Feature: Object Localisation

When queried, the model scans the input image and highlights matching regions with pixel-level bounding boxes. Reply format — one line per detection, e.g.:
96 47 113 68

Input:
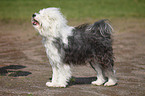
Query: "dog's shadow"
49 77 97 86
69 77 97 85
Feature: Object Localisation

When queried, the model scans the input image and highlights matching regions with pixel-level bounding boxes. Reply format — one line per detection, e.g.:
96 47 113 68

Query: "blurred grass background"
0 0 145 22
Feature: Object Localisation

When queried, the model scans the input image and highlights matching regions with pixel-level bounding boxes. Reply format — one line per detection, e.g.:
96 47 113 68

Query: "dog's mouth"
32 18 39 25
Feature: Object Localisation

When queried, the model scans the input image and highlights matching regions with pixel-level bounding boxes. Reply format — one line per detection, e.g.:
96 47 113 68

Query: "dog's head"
32 7 67 37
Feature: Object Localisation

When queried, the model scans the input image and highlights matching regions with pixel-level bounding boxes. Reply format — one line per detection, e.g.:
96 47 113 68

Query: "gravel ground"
0 19 145 96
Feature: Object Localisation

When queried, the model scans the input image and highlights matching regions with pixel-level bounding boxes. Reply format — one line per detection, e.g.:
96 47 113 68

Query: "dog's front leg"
57 64 72 87
46 65 59 87
51 66 59 84
46 64 71 88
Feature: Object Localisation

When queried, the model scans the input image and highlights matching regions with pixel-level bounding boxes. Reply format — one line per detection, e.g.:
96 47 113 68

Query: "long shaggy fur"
53 20 114 67
32 7 117 87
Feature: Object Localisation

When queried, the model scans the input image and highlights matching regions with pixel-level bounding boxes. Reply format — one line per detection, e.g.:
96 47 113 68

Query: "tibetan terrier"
32 7 117 87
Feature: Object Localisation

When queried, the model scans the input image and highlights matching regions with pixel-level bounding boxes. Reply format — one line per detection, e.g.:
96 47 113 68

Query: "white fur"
92 73 106 86
104 70 117 86
91 64 106 85
33 8 73 87
33 8 73 44
46 64 71 87
104 78 117 86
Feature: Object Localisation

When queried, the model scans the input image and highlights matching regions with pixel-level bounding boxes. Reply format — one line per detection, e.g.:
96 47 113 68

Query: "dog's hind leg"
90 62 106 86
104 67 117 86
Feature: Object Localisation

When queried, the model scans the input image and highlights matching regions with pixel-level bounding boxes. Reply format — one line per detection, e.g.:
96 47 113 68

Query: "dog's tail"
92 19 113 38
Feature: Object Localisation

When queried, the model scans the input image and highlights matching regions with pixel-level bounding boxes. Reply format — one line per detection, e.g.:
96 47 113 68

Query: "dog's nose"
32 14 36 17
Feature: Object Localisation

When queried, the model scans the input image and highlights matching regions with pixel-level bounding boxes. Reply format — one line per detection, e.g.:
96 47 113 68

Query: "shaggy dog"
32 7 117 87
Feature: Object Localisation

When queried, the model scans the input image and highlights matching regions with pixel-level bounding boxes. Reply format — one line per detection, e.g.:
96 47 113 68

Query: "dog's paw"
46 82 54 87
104 79 117 86
46 82 66 88
91 80 105 86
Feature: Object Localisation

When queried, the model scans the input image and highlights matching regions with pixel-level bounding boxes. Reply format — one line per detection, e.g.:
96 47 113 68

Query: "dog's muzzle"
32 14 39 25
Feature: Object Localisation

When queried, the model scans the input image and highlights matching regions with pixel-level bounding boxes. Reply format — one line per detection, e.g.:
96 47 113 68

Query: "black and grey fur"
53 20 113 66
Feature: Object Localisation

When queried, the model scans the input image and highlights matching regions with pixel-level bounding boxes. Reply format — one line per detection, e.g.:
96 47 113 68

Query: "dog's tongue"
32 21 39 25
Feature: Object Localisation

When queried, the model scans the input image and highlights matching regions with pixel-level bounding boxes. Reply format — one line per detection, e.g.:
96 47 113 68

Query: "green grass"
0 0 145 21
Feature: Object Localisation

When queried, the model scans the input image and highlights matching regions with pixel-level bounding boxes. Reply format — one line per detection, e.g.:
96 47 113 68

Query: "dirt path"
0 19 145 96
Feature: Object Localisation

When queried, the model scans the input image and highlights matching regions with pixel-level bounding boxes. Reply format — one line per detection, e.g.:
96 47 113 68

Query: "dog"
32 7 117 87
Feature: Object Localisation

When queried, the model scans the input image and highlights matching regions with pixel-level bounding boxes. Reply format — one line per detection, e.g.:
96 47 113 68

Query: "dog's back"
60 20 114 67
